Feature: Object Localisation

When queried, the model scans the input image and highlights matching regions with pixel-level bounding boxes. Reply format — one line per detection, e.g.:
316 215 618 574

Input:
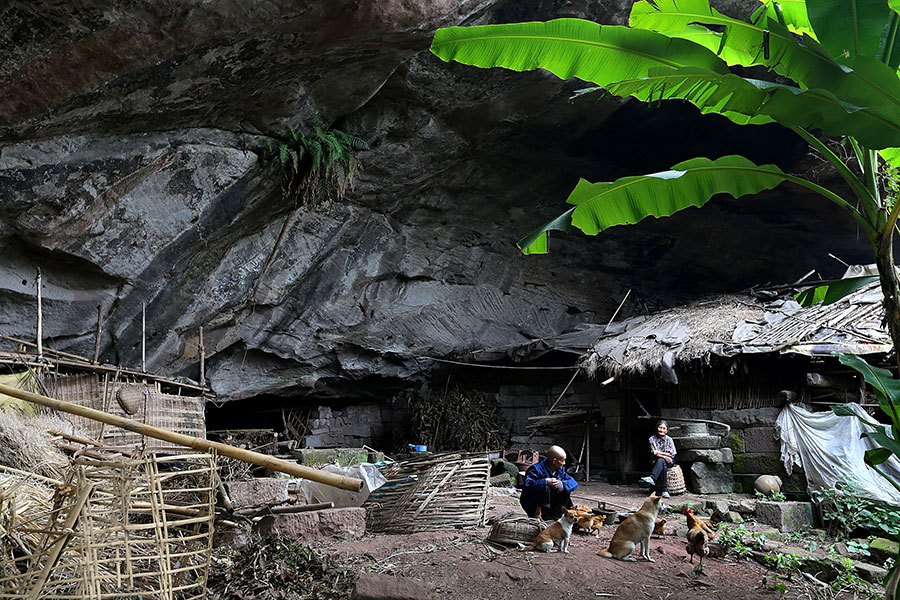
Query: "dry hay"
0 412 73 479
207 537 358 600
406 384 502 452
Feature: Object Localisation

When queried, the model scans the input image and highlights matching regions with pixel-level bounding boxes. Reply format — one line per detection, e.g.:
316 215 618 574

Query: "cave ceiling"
0 0 871 402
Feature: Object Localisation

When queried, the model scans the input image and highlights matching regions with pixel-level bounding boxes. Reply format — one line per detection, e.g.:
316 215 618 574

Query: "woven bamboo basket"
488 517 543 545
667 464 686 495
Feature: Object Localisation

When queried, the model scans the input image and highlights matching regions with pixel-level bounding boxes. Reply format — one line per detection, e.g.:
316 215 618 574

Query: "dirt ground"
320 481 855 600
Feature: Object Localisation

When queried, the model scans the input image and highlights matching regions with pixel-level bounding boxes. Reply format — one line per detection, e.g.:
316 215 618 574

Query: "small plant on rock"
757 490 787 502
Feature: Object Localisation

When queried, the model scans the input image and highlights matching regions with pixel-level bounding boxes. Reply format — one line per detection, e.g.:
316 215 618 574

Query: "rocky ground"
209 480 889 600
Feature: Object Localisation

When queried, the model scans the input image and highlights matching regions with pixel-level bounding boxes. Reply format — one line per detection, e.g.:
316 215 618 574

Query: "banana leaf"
517 155 790 253
752 0 816 37
596 68 900 149
793 275 879 306
431 19 730 85
629 0 900 130
806 0 900 68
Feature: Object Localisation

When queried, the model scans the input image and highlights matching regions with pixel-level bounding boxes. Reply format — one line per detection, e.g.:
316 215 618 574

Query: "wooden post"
199 326 205 389
141 302 146 372
0 382 363 492
92 304 103 364
35 268 43 361
585 408 591 483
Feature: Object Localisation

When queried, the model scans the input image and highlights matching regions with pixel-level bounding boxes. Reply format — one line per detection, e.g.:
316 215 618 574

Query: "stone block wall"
661 406 807 495
496 380 611 468
302 404 390 449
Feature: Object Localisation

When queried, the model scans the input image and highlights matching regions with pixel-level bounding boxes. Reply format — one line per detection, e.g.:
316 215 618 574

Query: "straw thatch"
581 295 769 383
581 276 892 384
0 412 74 479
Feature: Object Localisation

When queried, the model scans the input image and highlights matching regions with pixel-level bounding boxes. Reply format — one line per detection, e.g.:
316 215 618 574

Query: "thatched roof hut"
580 274 890 387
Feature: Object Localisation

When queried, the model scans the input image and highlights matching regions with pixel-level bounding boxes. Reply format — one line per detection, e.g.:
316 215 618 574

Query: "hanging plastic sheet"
776 403 900 504
299 463 387 508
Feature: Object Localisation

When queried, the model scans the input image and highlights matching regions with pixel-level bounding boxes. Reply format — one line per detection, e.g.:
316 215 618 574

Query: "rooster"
682 507 710 566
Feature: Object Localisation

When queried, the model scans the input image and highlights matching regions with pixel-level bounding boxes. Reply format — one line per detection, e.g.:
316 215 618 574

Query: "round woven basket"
488 517 543 545
666 464 686 495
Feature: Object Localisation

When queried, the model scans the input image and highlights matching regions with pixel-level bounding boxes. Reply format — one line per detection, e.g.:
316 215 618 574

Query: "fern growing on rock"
270 124 369 205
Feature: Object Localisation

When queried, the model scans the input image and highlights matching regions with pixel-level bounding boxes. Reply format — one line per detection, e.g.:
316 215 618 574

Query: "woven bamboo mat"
364 453 490 533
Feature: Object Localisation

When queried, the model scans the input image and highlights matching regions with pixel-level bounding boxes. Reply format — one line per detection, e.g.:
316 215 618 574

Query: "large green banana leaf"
432 19 900 149
752 0 816 37
593 67 900 149
628 0 900 126
794 275 879 306
518 155 791 254
430 19 730 85
806 0 900 68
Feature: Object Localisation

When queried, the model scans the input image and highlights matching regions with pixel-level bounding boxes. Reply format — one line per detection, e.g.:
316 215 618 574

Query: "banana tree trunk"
874 239 900 372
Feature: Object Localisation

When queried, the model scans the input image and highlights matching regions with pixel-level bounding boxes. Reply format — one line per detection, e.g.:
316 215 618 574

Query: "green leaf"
793 275 878 306
752 0 816 36
431 19 731 86
865 447 895 466
838 353 900 400
862 430 900 456
880 147 900 168
516 155 789 253
831 404 860 417
628 0 900 143
806 0 900 66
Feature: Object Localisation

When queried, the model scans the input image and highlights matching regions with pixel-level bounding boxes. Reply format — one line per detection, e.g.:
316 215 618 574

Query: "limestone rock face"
0 0 873 403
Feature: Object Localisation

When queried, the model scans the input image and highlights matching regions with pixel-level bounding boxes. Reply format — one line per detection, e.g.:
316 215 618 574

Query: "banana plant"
429 0 900 367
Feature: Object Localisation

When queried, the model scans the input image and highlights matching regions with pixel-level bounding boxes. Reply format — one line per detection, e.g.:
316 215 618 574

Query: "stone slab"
725 430 744 453
351 573 435 600
742 427 781 453
689 462 734 494
732 452 783 475
679 448 733 464
661 408 781 427
225 478 290 509
673 435 722 450
869 537 900 563
755 501 815 532
257 507 366 541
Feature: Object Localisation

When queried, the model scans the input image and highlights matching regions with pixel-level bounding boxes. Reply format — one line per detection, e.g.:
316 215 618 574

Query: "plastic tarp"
776 403 900 504
298 463 387 508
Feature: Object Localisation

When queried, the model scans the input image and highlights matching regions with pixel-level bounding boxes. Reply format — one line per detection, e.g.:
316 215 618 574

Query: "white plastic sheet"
298 463 387 508
776 403 900 503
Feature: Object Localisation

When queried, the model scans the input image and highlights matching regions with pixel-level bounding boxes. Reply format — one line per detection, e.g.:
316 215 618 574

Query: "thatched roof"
581 276 891 384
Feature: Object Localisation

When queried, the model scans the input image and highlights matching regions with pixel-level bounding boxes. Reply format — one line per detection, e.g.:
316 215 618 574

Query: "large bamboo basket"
0 451 216 600
487 517 543 545
667 464 686 495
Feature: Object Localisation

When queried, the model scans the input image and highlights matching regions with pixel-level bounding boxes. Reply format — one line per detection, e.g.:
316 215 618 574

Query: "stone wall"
302 404 392 449
661 406 808 495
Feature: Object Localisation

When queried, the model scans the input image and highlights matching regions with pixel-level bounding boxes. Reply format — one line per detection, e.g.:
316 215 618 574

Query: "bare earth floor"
322 481 860 600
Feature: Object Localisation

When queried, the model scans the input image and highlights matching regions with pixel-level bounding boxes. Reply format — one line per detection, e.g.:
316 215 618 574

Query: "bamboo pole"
35 268 43 361
92 304 103 364
0 383 363 492
198 327 205 389
141 303 146 373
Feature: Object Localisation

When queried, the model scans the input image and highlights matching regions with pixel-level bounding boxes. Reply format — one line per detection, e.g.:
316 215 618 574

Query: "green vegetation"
757 490 787 502
429 0 900 363
267 124 368 206
813 481 900 540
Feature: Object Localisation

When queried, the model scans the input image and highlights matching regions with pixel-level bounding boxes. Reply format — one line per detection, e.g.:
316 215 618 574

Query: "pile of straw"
0 412 72 478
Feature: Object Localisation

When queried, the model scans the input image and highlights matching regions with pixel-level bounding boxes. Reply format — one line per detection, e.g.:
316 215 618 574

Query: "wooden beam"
0 382 363 492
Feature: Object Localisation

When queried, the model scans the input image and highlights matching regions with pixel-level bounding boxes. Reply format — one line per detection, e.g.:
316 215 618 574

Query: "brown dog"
596 493 660 562
519 508 578 553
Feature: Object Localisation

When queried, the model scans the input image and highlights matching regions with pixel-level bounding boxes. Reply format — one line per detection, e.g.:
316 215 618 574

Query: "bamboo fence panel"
0 451 216 600
364 453 490 533
42 375 205 452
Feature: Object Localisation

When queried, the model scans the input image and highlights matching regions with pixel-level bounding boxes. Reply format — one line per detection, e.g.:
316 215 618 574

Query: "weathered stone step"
257 507 366 542
673 435 722 450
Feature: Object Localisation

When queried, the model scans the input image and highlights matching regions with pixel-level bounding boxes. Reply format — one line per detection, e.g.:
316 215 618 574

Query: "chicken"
682 507 710 566
652 518 666 538
575 512 606 535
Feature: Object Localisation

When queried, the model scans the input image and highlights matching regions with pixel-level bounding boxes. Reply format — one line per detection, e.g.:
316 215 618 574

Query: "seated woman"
519 445 578 519
640 420 676 498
